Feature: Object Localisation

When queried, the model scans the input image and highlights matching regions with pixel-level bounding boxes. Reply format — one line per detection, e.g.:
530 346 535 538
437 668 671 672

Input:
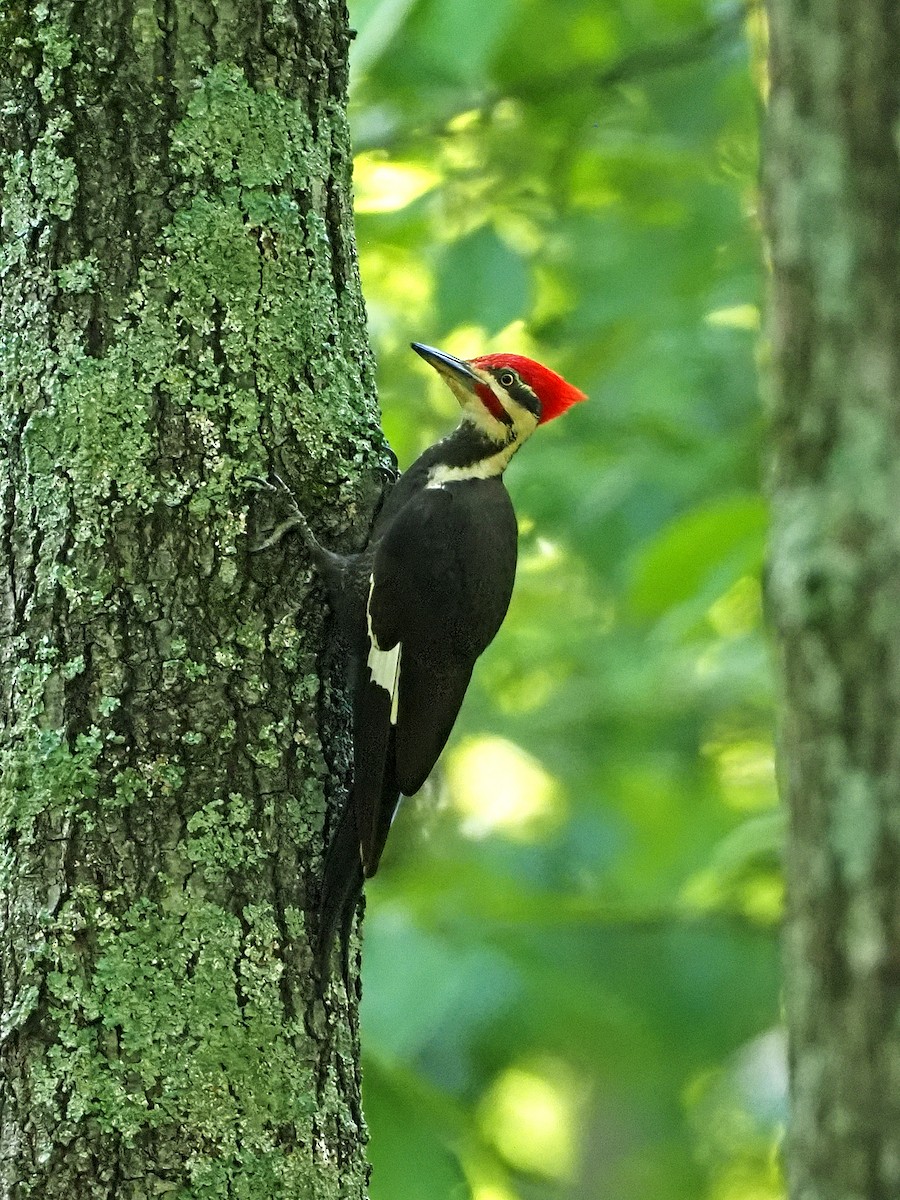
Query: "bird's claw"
248 472 296 502
249 473 317 553
251 515 306 553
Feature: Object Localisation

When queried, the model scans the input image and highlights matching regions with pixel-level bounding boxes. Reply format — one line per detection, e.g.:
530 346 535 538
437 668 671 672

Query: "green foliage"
347 0 780 1197
437 226 531 335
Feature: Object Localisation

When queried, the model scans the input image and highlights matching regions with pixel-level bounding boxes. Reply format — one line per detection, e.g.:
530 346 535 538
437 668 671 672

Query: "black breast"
369 476 519 664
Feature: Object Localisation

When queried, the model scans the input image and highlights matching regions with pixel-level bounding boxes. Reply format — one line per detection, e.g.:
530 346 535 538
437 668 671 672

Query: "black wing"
317 479 517 967
360 479 518 869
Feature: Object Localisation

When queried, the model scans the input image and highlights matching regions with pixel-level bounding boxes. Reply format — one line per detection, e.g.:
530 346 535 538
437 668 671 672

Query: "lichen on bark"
0 3 386 1195
765 0 900 1197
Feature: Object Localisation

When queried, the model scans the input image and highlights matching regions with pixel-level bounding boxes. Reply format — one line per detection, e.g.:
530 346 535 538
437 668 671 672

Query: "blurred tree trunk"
765 1 900 1197
0 3 385 1195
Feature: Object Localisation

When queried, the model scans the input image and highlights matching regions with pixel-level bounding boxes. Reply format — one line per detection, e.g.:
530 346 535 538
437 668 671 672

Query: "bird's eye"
499 371 516 387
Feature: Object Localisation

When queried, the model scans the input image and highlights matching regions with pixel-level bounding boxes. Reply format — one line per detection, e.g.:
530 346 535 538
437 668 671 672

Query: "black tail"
316 797 365 978
316 765 403 981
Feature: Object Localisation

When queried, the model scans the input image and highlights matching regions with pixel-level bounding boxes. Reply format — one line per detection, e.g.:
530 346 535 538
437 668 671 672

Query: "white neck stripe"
426 440 519 487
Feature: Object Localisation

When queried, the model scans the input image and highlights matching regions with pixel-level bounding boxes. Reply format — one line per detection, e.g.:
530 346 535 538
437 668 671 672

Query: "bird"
255 342 586 970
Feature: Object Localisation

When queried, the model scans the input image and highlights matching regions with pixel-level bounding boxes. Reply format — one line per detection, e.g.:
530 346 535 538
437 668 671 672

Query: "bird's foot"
249 475 350 596
250 474 319 554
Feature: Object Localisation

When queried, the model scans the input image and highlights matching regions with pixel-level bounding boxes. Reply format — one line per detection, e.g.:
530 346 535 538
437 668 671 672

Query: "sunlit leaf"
350 0 419 76
354 153 441 213
629 497 767 618
478 1063 579 1181
365 1056 469 1200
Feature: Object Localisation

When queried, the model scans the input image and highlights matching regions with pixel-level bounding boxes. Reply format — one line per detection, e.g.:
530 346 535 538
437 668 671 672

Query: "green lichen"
3 37 371 1195
0 728 102 841
186 794 266 878
7 116 76 226
249 721 289 769
57 255 100 293
33 899 316 1143
13 62 381 573
31 2 74 103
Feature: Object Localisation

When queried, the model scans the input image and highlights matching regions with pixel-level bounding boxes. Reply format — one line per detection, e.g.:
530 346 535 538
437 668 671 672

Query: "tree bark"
0 3 386 1195
765 1 900 1197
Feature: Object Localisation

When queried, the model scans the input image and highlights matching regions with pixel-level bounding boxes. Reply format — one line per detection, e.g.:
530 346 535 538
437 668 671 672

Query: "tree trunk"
0 3 385 1195
765 1 900 1197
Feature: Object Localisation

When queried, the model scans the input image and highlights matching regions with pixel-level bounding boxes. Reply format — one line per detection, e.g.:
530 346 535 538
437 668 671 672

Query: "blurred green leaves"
629 496 767 618
437 227 530 335
346 0 778 1197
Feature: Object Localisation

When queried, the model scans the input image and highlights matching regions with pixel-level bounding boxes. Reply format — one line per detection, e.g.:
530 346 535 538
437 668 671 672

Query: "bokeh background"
346 1 782 1196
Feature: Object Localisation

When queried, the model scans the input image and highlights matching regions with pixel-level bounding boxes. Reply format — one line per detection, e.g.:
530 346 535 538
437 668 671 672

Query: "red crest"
471 354 587 424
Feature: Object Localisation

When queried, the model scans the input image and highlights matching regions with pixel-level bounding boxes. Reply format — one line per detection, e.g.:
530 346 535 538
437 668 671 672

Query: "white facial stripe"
366 575 402 724
461 389 511 440
473 371 539 441
442 364 539 441
428 372 540 488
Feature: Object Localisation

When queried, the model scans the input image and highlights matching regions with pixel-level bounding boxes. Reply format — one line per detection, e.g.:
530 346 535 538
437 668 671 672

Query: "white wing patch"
366 574 401 725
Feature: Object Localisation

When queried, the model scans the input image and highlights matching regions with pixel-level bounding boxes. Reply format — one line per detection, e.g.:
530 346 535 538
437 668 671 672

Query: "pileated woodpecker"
256 342 586 966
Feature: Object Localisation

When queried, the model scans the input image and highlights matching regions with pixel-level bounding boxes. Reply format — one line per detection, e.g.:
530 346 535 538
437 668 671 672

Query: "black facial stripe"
492 402 515 428
510 380 540 416
488 368 541 418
